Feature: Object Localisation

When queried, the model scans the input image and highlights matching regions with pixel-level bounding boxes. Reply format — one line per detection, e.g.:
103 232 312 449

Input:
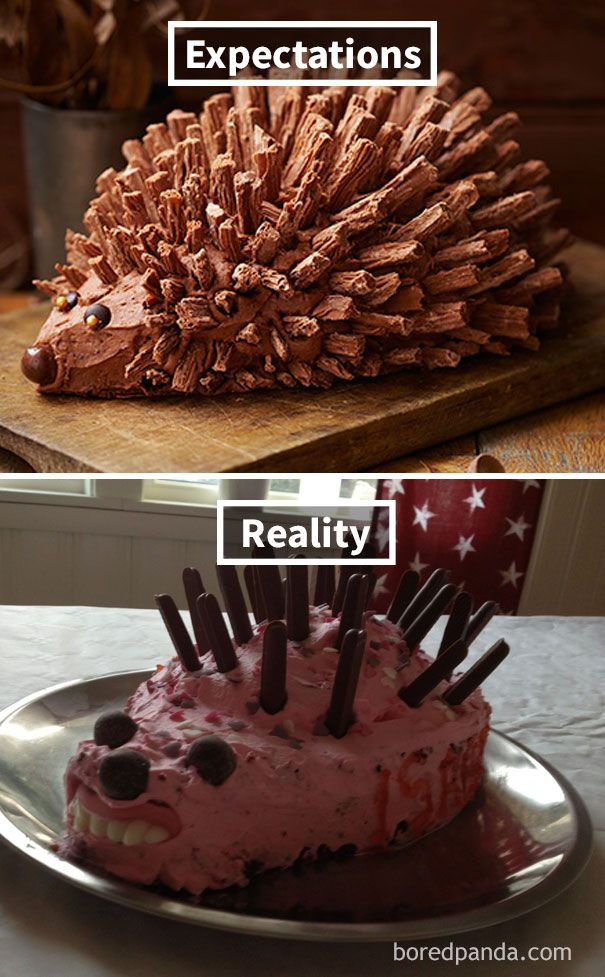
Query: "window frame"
0 476 379 522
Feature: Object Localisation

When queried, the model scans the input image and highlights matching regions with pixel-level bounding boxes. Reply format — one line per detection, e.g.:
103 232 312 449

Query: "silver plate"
0 670 593 942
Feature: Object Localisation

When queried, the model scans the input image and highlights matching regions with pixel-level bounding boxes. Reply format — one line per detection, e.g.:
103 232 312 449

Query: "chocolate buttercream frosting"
23 74 570 398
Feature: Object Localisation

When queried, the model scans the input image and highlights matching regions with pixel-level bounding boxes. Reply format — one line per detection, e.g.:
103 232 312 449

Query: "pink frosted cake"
63 561 508 895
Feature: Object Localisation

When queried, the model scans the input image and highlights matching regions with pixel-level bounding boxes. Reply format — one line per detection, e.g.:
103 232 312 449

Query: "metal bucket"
21 91 172 279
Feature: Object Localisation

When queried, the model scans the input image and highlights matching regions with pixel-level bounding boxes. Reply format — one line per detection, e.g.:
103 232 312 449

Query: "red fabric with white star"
371 479 545 614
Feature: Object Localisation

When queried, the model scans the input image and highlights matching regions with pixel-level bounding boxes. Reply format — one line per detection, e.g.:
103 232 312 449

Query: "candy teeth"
69 797 170 845
144 825 170 844
123 819 149 846
106 819 127 842
74 805 90 832
90 813 108 838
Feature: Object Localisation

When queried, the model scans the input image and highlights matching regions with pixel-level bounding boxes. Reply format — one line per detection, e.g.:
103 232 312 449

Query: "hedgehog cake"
22 72 570 398
63 558 509 895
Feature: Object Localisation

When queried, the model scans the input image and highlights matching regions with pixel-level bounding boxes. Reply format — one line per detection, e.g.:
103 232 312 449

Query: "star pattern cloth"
371 479 544 614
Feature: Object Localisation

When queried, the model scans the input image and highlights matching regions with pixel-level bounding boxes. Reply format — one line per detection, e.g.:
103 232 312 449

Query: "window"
141 477 220 506
141 476 377 508
0 477 378 512
0 477 91 496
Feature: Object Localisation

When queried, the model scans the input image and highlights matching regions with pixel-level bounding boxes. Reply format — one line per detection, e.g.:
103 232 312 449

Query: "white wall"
0 495 222 609
519 479 605 615
0 479 603 614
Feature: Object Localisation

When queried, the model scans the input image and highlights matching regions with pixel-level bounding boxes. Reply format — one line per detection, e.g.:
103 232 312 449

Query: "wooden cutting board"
1 239 604 473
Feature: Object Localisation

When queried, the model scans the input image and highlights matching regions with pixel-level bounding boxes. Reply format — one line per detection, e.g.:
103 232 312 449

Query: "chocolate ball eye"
21 345 57 386
94 711 138 749
84 303 111 329
55 291 79 311
185 735 237 786
99 748 149 800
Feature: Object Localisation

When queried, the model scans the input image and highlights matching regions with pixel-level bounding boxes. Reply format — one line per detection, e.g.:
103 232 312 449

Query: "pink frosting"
64 607 490 894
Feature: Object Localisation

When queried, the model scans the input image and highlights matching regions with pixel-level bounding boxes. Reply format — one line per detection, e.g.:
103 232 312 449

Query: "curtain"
371 479 545 615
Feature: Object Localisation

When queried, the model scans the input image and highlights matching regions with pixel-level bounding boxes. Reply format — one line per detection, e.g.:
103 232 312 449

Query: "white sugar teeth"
74 805 90 832
89 813 107 838
122 819 149 846
144 825 170 844
69 798 170 845
106 819 127 842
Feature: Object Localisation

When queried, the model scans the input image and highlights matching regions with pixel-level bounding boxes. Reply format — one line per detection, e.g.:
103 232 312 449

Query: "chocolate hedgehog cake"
23 72 569 398
63 559 509 895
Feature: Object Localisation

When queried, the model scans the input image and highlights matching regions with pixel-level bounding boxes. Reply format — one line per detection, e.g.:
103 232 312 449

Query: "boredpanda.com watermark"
393 942 572 965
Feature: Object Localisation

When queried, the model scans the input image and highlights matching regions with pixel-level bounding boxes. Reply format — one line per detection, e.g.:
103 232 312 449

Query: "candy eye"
55 291 79 311
99 748 150 800
84 303 111 329
185 735 237 786
94 711 138 749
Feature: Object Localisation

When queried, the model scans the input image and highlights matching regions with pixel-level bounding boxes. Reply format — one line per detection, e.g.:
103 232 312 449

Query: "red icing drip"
371 769 391 847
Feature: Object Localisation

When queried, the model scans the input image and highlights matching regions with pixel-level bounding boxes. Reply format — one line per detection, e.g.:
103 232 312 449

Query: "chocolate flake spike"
402 582 459 651
155 594 201 672
438 590 473 656
244 564 265 622
182 566 210 654
443 639 510 705
398 567 451 631
387 569 420 623
464 601 500 645
336 573 370 650
217 565 253 645
399 638 468 706
253 543 285 620
286 559 309 641
196 593 238 673
313 564 336 606
260 620 288 714
326 628 367 738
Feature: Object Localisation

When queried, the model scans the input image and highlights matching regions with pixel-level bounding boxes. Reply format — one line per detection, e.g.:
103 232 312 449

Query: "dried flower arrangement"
0 0 209 109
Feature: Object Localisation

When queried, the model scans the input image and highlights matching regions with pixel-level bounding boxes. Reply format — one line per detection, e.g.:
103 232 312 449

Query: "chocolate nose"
99 749 150 800
21 345 57 386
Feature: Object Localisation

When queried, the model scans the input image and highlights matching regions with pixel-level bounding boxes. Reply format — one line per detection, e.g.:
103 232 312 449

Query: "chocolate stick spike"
332 539 375 615
244 564 263 622
438 591 473 656
253 543 285 620
402 582 459 651
326 628 367 738
196 593 238 672
398 567 451 631
254 567 268 621
387 569 420 623
313 564 336 606
155 594 201 672
332 564 356 616
260 620 288 714
464 601 500 645
336 573 370 650
365 572 377 609
286 559 309 641
399 639 468 706
443 639 510 705
217 565 253 646
182 566 210 654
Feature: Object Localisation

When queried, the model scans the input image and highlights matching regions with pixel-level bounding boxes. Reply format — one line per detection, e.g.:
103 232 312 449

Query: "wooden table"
374 391 604 473
0 239 604 473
